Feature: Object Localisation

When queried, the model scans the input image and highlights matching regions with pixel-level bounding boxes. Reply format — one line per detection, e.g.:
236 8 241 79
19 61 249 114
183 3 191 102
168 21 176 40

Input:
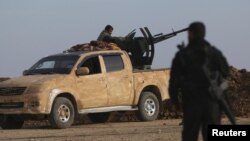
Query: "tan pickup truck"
0 50 170 129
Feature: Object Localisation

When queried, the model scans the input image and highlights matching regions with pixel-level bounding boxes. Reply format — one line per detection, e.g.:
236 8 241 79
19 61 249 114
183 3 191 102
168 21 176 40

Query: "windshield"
25 55 80 75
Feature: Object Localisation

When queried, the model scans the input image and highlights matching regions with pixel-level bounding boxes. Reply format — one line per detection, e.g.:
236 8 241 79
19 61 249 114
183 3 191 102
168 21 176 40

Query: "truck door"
75 55 108 109
102 54 133 106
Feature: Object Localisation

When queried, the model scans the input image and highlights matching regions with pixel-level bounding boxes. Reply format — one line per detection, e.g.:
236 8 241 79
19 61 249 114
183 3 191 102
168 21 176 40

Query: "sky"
0 0 250 77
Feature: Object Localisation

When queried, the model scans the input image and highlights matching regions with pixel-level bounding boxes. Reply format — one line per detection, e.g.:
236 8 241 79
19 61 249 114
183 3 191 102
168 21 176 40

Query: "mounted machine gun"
117 27 188 69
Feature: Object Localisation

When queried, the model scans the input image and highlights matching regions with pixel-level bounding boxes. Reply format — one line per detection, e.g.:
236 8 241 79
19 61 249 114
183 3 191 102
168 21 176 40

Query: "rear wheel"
88 112 110 123
136 91 159 121
49 97 75 129
1 115 24 129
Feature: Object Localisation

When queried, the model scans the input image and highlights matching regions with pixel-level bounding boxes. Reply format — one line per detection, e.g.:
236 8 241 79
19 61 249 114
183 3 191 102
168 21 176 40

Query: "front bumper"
0 94 48 114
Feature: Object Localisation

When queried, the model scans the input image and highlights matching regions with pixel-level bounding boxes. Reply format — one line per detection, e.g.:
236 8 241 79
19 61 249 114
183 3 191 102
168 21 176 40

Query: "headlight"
26 85 50 94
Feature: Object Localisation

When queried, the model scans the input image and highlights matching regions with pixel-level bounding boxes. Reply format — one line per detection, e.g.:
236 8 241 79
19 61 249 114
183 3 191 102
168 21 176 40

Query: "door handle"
99 77 105 81
123 75 129 78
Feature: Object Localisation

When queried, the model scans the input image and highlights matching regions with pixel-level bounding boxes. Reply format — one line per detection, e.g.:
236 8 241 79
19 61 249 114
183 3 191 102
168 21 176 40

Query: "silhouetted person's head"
188 22 206 42
104 25 113 35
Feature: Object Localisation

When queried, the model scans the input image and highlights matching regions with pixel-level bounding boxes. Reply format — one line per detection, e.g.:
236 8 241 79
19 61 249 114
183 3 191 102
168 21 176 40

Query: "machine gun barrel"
153 27 188 44
122 26 188 69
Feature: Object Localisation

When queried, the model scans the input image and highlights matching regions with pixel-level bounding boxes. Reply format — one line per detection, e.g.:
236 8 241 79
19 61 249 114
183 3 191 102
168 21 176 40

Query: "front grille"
0 102 24 109
0 87 27 96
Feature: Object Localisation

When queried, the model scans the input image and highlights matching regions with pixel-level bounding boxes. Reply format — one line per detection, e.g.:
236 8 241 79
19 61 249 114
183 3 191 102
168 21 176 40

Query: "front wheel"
136 92 160 121
49 97 75 129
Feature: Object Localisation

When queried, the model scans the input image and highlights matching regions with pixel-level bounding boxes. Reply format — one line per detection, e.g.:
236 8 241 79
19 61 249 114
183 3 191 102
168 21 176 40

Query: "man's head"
188 22 206 42
105 25 113 35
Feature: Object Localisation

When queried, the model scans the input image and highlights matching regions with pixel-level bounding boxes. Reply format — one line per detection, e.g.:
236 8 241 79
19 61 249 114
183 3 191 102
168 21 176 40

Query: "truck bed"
132 68 170 102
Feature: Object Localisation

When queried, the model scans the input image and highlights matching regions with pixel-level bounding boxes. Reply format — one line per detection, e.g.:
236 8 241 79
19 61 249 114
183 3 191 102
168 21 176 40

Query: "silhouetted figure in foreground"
169 22 231 141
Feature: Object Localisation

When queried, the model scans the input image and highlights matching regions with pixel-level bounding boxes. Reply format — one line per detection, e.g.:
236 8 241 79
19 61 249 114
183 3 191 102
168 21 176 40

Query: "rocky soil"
159 66 250 120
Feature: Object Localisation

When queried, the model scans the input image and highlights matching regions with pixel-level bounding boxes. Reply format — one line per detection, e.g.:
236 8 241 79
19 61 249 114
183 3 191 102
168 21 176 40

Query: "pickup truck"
0 50 170 129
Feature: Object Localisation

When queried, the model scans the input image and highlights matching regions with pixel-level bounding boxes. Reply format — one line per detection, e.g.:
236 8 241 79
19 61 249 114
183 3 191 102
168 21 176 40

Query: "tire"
1 115 24 129
88 112 110 123
136 91 160 121
49 97 75 129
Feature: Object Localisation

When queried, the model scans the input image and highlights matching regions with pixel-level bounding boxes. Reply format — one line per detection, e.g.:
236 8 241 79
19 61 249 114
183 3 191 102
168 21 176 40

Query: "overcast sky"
1 0 250 77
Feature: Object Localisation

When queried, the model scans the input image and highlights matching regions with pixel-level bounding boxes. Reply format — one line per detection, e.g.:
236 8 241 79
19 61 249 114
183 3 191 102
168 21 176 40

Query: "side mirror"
23 70 28 76
75 67 90 76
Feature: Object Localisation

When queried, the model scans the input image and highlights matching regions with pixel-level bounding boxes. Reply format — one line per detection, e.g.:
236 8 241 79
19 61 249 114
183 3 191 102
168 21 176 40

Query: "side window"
35 61 55 69
58 60 75 69
103 55 124 72
80 56 101 75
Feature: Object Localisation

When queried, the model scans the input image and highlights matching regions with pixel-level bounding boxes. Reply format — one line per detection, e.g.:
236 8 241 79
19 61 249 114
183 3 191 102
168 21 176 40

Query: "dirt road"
0 118 249 141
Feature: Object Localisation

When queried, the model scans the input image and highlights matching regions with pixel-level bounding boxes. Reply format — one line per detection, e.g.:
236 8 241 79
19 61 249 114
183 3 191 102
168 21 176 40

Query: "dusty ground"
0 117 249 141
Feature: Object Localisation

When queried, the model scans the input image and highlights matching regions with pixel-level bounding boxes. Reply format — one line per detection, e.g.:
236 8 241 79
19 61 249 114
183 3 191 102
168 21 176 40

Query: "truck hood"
0 75 66 87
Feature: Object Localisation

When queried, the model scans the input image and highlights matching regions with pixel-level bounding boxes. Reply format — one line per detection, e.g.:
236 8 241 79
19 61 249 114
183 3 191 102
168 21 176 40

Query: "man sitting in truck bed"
97 25 115 42
97 25 128 50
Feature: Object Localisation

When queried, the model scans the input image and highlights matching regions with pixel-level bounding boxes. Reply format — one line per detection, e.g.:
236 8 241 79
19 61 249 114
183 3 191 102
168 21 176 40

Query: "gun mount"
116 27 188 69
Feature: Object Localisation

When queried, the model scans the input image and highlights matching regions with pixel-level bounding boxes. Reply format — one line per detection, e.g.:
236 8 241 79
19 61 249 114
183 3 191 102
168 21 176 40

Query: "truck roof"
48 50 124 57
